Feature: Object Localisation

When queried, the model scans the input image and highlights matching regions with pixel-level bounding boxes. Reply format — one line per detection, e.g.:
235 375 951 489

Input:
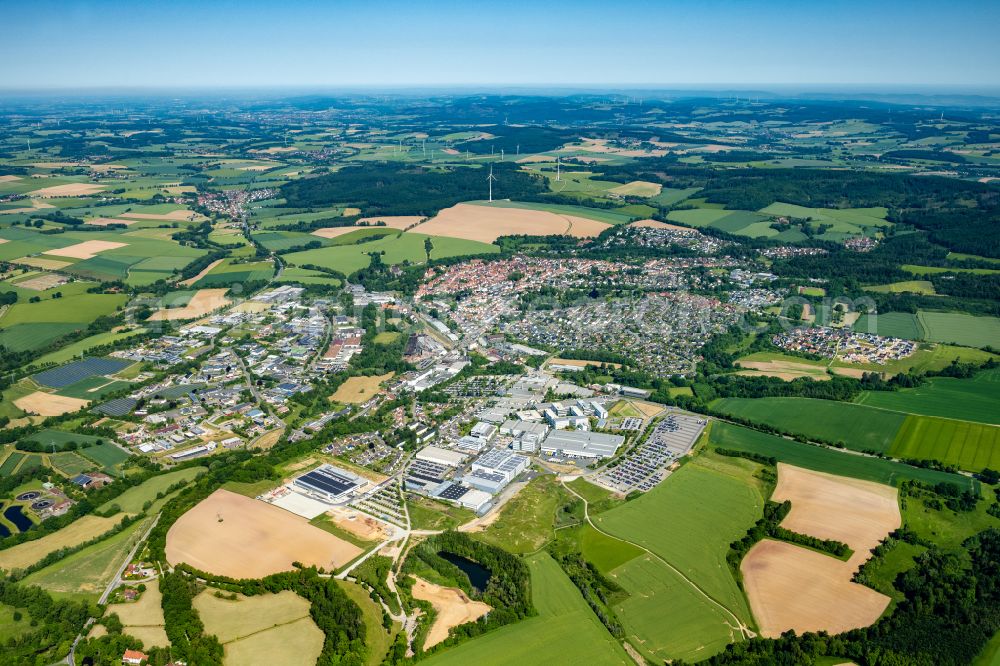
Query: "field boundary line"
560 480 755 643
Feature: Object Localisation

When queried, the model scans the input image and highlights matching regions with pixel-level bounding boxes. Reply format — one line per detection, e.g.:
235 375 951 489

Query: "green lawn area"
285 231 497 275
407 496 476 531
902 264 1000 276
711 397 907 453
77 442 132 474
854 368 1000 425
865 280 936 296
888 414 1000 472
421 552 631 666
478 475 572 554
0 603 34 643
708 421 976 492
853 312 925 340
566 477 623 515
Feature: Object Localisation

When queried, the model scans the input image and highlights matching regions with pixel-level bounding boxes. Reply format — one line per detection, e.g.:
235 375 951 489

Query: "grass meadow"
889 415 1000 472
854 368 1000 425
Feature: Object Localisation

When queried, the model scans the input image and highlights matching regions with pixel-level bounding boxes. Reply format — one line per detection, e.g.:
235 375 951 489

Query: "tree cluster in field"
351 554 401 615
279 162 546 216
727 500 852 582
689 529 1000 666
0 579 94 666
548 548 627 638
900 479 980 513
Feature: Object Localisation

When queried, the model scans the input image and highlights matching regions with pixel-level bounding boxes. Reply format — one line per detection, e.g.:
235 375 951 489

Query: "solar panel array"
437 483 470 500
296 467 359 497
95 397 138 417
33 357 131 388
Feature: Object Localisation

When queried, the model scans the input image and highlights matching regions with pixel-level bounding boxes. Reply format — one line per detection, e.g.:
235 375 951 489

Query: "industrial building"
472 448 530 483
415 445 467 467
292 464 363 503
541 429 625 460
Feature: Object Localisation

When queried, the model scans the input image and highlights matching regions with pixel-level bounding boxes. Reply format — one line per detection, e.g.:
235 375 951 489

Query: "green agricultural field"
0 293 127 327
29 328 147 369
422 552 632 666
77 442 131 474
652 187 701 207
709 421 976 492
888 415 1000 472
56 377 132 400
759 202 888 232
854 368 1000 425
902 264 1000 276
21 428 103 449
194 259 275 287
711 397 907 453
98 467 205 515
865 280 937 295
592 454 765 644
0 322 80 352
0 451 26 476
666 208 772 237
285 231 497 276
853 312 925 340
275 267 341 287
917 311 1000 349
48 451 97 477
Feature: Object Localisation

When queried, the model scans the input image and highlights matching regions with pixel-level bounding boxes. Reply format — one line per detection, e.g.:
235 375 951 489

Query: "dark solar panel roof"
296 469 358 496
33 357 131 389
437 484 469 500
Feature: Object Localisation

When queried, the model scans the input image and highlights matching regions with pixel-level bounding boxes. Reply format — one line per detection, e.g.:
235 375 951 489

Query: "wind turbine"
487 165 497 203
556 156 561 182
500 148 504 162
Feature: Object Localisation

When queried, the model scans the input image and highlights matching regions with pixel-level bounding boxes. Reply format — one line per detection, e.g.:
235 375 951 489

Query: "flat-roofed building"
415 445 467 468
541 430 624 460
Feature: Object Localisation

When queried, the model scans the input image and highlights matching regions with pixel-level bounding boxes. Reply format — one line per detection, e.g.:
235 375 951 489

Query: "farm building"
416 445 468 468
293 464 363 503
542 430 624 459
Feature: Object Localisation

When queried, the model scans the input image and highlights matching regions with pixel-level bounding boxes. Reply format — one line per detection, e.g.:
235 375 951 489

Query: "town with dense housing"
1 3 1000 665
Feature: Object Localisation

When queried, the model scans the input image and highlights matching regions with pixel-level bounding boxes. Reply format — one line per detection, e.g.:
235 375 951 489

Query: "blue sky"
2 0 998 89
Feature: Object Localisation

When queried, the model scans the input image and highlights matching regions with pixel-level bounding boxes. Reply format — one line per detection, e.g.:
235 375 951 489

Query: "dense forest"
280 162 546 215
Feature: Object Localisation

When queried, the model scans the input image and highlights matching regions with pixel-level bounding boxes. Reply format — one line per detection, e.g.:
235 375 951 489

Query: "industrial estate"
1 33 1000 666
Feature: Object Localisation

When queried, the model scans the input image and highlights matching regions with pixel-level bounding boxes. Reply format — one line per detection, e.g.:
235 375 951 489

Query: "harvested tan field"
0 200 55 216
29 183 106 197
569 155 611 164
178 259 224 286
442 148 460 155
14 391 89 416
15 273 66 291
195 589 313 643
629 219 694 232
119 209 198 221
742 539 890 637
148 288 230 321
89 164 127 173
0 515 117 571
515 155 555 163
343 207 361 216
609 180 662 197
0 175 20 183
125 625 169 648
166 489 362 577
326 506 392 541
250 429 283 450
414 202 610 243
237 164 274 171
410 576 491 649
357 215 425 230
32 162 78 168
330 372 394 404
773 463 900 569
85 217 135 227
46 240 127 259
231 300 271 314
311 227 367 239
0 238 7 244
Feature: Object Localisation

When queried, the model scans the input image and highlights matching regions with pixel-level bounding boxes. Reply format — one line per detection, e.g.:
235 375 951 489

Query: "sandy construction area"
773 463 900 570
46 240 127 259
166 489 362 578
629 219 694 232
14 391 89 417
414 203 610 243
357 215 426 230
742 539 891 637
15 273 66 291
330 372 394 404
12 256 71 270
178 259 224 287
86 217 135 227
119 209 198 221
311 227 367 239
736 359 832 382
29 183 106 197
410 576 491 649
326 505 393 541
148 288 230 321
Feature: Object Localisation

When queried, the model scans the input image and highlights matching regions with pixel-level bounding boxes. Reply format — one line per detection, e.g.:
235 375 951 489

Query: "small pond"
439 551 491 592
0 504 9 538
4 505 32 533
